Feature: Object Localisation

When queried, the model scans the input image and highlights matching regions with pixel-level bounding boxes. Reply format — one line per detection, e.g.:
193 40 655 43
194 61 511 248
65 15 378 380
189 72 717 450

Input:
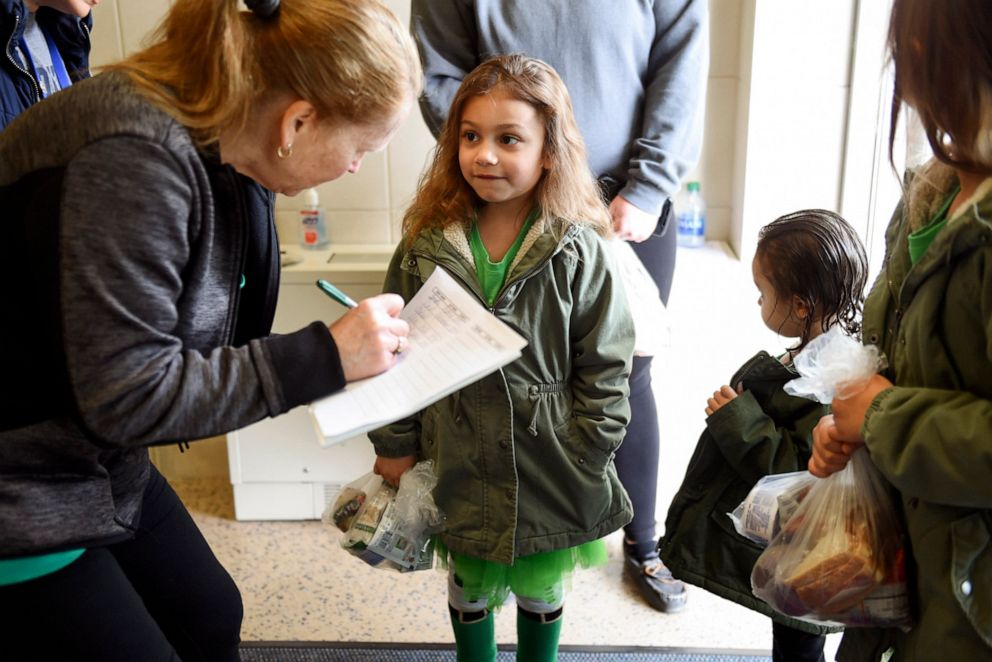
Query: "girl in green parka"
660 210 868 662
368 55 634 662
809 1 992 660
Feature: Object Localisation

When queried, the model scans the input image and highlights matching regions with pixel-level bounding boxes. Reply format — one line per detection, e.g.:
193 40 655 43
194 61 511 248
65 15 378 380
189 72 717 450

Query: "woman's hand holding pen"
328 294 410 382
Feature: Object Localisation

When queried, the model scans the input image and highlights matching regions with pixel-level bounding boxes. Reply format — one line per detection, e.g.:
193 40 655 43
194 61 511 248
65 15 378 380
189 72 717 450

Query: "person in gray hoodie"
0 0 420 659
410 0 709 613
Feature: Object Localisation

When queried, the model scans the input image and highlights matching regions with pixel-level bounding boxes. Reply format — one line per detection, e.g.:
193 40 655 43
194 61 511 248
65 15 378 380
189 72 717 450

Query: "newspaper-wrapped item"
729 471 817 546
324 461 444 572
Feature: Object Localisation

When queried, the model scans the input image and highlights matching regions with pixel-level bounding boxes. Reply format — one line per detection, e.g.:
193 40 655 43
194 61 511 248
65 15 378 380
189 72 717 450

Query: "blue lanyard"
43 26 72 90
18 23 72 96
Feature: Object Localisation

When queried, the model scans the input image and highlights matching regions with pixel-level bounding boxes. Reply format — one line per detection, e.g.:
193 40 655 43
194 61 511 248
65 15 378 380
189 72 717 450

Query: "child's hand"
832 373 893 440
705 385 738 416
373 454 417 487
809 414 863 477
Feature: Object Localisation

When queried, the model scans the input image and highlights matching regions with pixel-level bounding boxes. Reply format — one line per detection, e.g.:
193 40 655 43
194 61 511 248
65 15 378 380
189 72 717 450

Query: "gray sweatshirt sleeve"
58 136 340 445
621 0 709 213
411 0 479 138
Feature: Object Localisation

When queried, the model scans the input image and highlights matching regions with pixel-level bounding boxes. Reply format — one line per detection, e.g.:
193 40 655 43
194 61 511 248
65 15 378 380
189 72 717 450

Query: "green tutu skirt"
435 538 608 609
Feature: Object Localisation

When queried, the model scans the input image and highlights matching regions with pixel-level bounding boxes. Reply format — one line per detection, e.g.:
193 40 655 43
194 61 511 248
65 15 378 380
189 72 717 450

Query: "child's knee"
447 570 490 613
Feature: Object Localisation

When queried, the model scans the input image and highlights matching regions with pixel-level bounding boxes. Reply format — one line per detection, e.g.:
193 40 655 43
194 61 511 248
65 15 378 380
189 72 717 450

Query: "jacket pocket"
553 417 612 474
950 511 992 646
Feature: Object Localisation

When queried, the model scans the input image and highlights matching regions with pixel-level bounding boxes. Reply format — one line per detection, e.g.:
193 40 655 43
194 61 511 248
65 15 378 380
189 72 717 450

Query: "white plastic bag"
751 449 911 628
606 238 669 357
783 325 887 403
752 328 910 629
323 461 444 572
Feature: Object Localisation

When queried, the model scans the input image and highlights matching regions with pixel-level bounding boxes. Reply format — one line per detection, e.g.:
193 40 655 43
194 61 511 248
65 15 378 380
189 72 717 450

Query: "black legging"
614 205 677 558
0 465 243 661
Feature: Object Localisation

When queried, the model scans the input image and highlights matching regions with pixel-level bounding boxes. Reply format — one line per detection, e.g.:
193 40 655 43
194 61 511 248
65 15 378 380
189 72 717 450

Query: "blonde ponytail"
105 0 421 147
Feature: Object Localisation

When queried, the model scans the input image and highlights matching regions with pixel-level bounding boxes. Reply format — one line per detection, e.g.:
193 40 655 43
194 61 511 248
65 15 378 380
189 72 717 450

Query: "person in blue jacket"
1 0 94 129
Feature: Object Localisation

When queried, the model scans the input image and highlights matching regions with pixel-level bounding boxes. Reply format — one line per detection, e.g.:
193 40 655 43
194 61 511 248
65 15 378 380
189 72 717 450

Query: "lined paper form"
309 267 528 447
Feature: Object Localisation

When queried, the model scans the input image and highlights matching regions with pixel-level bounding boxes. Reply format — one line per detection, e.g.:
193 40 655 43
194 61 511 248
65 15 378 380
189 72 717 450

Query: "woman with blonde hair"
0 1 420 659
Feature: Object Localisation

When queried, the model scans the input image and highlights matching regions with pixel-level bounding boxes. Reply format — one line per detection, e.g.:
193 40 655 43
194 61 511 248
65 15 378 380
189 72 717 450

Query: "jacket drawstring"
527 382 570 436
452 391 462 423
527 386 541 436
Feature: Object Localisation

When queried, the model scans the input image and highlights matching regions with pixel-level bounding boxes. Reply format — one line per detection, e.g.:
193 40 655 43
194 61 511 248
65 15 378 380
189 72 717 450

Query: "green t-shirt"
469 209 539 306
0 549 86 586
908 184 959 265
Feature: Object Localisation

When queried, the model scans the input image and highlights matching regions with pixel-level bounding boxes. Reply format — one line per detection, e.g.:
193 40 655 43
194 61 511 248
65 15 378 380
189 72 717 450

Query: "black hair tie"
246 0 280 19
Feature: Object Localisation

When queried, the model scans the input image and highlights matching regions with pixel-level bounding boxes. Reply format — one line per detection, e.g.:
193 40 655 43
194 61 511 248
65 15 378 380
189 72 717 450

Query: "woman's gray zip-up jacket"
369 219 635 564
0 73 346 558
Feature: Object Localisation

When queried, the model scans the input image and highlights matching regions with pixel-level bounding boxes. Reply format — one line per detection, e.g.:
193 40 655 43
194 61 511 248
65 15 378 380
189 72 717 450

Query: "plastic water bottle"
299 187 330 249
676 181 706 248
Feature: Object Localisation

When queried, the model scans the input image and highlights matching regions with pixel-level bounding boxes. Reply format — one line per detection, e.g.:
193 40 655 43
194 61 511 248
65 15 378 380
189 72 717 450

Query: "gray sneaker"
623 548 688 613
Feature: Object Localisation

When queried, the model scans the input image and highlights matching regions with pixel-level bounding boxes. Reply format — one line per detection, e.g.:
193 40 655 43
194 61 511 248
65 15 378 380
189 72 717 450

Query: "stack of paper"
309 267 528 447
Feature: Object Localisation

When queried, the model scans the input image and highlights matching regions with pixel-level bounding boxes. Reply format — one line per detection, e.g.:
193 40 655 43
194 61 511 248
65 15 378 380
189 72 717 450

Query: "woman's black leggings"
0 465 243 662
614 204 677 558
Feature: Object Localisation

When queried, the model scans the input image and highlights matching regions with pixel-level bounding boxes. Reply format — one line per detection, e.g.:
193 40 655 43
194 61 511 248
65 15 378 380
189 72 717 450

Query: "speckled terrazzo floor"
172 477 838 654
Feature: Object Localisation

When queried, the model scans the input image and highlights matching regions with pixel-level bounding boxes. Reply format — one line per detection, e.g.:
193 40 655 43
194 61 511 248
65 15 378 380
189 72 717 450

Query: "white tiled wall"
728 0 858 259
88 0 864 252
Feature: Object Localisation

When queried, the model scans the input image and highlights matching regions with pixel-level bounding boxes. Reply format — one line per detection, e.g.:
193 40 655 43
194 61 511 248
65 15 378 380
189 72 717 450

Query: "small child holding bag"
659 210 868 662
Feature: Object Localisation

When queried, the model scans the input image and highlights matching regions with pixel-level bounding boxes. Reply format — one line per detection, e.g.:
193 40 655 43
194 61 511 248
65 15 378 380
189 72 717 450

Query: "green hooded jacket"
837 162 992 660
659 350 837 635
368 218 634 565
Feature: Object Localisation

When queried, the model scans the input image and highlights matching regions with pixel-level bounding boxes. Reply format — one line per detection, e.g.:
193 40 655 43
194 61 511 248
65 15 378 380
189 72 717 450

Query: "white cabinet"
226 245 392 520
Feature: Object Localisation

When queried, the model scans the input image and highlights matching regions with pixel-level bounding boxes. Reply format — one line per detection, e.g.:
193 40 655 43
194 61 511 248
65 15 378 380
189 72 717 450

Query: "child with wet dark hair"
660 209 868 662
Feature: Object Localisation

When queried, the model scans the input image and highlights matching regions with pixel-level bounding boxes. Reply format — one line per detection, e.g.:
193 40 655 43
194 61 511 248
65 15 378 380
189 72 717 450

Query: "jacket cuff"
706 390 756 440
266 321 346 409
862 385 897 444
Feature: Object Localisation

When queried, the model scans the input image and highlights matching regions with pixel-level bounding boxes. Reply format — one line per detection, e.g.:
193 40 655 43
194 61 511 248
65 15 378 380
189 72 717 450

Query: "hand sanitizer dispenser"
299 187 330 249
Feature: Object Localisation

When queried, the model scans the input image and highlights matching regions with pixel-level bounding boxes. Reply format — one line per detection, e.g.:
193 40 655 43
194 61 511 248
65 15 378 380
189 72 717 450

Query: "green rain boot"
449 605 497 662
516 607 563 662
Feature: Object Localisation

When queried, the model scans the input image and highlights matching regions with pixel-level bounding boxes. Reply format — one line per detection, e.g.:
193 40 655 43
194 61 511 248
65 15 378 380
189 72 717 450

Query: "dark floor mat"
241 642 771 661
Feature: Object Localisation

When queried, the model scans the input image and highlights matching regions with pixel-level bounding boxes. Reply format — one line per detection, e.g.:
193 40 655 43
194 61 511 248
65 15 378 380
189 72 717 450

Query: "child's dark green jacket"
659 350 838 635
369 219 634 565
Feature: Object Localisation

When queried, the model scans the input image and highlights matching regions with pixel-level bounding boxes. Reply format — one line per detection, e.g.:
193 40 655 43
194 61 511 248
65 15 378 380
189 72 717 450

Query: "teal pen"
315 279 358 309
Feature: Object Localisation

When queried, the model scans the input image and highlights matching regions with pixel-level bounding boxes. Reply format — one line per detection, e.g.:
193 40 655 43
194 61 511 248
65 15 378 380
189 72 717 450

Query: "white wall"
727 0 858 260
89 1 882 257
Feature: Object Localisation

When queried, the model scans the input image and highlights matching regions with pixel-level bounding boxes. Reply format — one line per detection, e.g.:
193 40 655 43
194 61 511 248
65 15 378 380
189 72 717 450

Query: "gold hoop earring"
277 143 293 159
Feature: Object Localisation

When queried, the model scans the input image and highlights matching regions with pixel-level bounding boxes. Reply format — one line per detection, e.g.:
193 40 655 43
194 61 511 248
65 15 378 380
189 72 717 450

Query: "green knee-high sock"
449 606 497 662
516 608 562 662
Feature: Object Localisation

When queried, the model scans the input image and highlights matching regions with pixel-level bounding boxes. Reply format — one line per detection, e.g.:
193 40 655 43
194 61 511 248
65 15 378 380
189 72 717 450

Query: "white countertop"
279 243 394 284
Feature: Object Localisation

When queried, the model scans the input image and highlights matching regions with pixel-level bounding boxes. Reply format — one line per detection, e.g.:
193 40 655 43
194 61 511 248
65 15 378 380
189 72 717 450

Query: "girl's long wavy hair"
403 54 611 241
756 210 868 352
103 0 421 147
887 0 992 174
